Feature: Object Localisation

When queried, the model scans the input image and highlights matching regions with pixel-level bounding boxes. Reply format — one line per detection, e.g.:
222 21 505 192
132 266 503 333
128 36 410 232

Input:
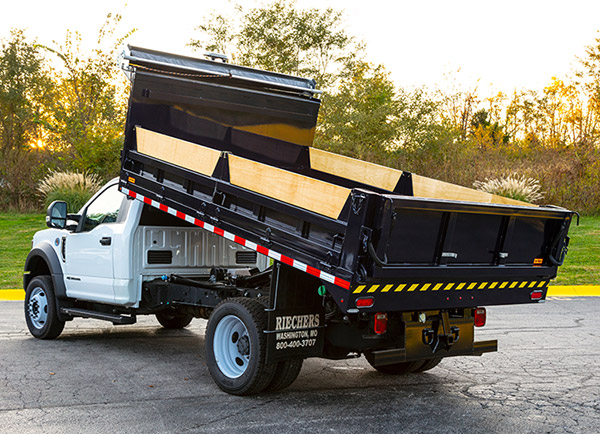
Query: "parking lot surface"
1 297 598 433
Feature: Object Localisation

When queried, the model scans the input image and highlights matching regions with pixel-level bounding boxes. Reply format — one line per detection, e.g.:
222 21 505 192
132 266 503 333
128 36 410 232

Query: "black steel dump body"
119 46 574 314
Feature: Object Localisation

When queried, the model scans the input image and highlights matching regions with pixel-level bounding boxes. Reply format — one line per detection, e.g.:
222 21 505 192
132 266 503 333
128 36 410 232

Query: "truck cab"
25 178 268 332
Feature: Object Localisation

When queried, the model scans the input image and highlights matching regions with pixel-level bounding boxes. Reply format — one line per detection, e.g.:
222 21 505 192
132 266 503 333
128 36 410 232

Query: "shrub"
38 171 102 213
473 173 544 203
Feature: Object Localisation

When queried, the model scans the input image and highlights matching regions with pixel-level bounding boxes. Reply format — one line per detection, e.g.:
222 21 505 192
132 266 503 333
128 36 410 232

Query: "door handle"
99 237 112 246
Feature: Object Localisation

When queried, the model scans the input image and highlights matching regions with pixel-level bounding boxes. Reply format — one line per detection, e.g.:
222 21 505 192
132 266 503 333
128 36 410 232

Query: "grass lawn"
0 214 46 289
553 215 600 285
0 213 598 289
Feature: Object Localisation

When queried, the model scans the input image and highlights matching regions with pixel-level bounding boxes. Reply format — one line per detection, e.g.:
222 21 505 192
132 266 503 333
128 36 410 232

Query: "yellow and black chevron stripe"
352 280 549 294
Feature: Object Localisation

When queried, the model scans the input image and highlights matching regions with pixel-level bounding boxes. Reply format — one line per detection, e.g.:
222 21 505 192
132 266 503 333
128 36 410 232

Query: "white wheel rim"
213 315 250 378
28 287 48 329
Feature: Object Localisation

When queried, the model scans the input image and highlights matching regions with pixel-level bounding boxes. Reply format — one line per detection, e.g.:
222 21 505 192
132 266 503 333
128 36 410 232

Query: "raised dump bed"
120 46 574 314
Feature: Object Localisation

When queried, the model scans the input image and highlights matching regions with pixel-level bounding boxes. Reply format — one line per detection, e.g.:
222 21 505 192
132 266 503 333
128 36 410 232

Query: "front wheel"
206 298 276 395
24 275 65 340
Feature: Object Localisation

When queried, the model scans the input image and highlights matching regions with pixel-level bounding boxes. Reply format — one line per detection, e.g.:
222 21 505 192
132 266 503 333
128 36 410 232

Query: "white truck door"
65 183 125 303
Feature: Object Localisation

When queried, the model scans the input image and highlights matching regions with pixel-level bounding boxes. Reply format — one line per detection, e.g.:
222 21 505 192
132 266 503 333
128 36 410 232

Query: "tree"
0 30 53 155
574 34 600 145
189 0 356 88
315 60 442 162
470 108 509 147
315 61 397 159
577 33 600 104
46 13 135 179
188 8 238 56
0 30 55 211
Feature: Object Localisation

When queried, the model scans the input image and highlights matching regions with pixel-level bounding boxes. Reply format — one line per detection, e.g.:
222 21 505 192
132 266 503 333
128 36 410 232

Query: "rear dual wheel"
412 358 442 373
265 358 303 392
255 295 304 392
206 298 276 395
206 298 304 395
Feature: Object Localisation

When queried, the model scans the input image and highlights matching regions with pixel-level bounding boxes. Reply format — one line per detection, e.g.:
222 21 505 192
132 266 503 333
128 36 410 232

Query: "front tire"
24 275 65 340
206 298 276 395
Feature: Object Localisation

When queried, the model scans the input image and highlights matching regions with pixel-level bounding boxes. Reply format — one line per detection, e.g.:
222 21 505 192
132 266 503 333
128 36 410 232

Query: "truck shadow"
18 323 521 432
52 321 454 394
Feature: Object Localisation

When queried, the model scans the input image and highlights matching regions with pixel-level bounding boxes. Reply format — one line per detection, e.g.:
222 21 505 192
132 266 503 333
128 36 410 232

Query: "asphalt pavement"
0 297 598 433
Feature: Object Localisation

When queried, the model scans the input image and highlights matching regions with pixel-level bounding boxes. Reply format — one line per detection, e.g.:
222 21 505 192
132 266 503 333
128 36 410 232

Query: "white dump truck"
24 46 575 395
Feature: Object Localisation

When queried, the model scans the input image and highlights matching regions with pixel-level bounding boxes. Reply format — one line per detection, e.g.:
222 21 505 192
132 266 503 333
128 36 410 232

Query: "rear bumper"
366 317 497 367
367 339 497 367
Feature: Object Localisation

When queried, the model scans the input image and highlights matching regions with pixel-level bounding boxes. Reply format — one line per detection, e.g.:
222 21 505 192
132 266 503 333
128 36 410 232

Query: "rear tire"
206 298 276 395
412 358 442 373
24 275 65 340
155 308 193 329
364 351 422 374
265 359 304 392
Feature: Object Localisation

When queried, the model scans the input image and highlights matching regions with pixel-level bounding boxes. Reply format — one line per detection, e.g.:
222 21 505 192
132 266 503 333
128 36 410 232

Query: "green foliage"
45 13 135 180
190 0 355 87
37 171 102 213
315 61 444 163
576 33 600 116
189 10 236 56
0 3 598 216
0 30 55 211
0 29 53 153
0 15 134 212
189 2 600 214
315 61 398 159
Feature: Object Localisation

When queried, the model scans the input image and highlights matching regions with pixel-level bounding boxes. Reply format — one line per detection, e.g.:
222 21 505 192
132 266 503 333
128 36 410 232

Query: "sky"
2 0 600 95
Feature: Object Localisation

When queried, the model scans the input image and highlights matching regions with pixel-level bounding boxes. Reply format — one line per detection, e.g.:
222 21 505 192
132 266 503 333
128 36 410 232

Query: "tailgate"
346 193 574 312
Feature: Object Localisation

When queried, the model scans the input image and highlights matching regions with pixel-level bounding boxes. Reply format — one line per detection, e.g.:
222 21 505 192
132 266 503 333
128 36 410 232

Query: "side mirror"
46 201 68 229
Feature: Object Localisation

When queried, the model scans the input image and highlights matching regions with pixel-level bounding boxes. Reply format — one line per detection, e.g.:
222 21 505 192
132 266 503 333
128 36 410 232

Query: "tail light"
374 312 387 334
530 290 544 301
473 307 486 327
356 297 374 308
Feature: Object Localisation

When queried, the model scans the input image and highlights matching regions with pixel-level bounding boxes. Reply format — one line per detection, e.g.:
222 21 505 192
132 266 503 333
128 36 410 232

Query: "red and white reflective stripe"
121 187 351 290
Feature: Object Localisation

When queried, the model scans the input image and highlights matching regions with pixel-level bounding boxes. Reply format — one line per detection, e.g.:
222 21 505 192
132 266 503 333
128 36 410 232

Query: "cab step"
60 307 137 325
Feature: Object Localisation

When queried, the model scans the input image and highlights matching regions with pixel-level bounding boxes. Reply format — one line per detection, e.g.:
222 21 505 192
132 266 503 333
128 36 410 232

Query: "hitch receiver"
421 311 460 353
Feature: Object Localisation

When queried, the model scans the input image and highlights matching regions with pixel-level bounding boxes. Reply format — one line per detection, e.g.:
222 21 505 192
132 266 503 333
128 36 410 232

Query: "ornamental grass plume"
38 171 103 213
473 173 544 204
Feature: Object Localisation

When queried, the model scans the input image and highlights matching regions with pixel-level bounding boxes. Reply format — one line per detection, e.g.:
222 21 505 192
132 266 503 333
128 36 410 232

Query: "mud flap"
264 263 325 364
